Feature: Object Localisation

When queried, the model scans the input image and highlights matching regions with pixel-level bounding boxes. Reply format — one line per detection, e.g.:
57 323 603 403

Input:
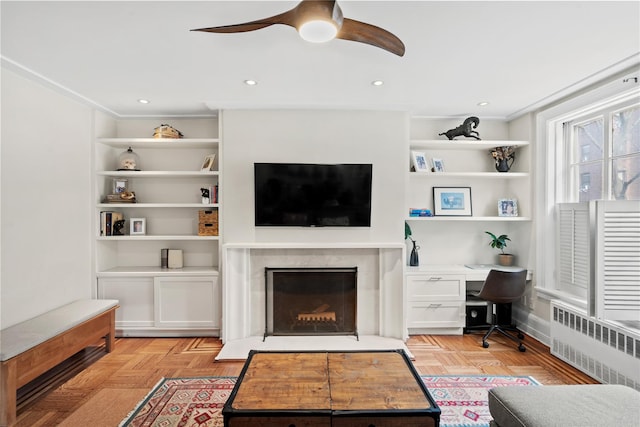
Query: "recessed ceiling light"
372 80 384 86
137 99 150 104
244 79 258 86
477 101 490 107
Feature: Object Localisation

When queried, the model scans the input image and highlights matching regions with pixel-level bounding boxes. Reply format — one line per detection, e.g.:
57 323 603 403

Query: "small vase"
409 240 420 266
495 157 514 173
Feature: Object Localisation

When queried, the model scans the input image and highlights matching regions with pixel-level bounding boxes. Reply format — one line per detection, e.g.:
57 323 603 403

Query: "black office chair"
469 269 527 352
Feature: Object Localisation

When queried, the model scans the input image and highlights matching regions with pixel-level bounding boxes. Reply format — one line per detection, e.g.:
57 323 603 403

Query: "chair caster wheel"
518 344 526 352
517 333 525 339
482 341 490 348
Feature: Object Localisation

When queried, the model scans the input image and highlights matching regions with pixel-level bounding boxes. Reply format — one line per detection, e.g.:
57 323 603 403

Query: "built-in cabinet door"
154 276 219 329
98 277 155 328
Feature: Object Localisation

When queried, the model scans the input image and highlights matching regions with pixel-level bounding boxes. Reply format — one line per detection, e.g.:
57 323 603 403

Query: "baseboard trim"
513 306 550 346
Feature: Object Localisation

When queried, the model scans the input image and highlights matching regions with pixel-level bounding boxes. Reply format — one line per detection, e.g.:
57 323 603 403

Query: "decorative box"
198 209 218 236
153 124 183 139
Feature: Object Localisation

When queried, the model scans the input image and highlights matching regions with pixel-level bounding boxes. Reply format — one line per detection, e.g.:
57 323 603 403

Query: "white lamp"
296 1 343 43
299 20 338 43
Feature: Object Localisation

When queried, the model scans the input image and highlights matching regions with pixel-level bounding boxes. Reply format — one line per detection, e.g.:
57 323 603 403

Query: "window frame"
534 72 639 307
563 98 639 203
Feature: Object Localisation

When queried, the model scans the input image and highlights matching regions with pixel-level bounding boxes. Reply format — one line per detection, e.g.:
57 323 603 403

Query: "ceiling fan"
191 0 405 57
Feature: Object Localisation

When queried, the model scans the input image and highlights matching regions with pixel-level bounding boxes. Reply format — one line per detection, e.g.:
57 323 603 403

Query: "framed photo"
411 151 429 172
433 187 472 216
130 218 146 235
200 154 216 172
432 158 445 172
498 199 518 217
113 178 128 194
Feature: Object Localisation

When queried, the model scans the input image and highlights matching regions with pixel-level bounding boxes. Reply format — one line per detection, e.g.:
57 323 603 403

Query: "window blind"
596 200 640 321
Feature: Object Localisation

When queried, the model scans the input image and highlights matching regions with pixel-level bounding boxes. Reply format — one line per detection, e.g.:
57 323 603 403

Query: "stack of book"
100 211 124 236
202 185 219 204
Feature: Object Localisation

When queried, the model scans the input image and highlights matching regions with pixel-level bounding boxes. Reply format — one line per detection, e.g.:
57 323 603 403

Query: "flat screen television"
254 163 372 227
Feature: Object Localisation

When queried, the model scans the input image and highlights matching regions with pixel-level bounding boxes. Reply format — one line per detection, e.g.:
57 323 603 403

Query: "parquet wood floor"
14 333 597 426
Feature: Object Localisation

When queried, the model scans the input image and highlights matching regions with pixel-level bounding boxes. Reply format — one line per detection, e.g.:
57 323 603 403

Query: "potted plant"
489 146 516 172
405 222 419 266
485 231 514 266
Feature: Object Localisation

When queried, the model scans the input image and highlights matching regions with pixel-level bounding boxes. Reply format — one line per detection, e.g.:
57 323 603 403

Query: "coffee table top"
225 349 440 417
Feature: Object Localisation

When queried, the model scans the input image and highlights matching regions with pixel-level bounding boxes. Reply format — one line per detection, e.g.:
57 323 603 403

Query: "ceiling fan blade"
192 1 406 56
337 18 405 57
191 10 296 34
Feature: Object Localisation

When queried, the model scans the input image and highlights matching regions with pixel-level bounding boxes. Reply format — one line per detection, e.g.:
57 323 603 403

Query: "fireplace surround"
222 243 406 345
265 267 358 339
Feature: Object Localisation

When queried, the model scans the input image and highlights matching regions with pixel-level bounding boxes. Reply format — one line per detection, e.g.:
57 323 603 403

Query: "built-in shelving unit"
93 117 221 337
404 120 534 334
407 139 531 221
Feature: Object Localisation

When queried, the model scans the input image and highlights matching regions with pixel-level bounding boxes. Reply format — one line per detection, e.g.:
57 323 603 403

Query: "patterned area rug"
120 375 539 427
422 375 540 427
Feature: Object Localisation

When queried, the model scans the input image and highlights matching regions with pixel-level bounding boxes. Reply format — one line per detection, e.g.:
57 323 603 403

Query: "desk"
407 264 532 282
405 265 531 335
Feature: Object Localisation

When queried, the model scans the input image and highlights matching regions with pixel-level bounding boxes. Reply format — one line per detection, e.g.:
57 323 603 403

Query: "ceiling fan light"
299 20 338 43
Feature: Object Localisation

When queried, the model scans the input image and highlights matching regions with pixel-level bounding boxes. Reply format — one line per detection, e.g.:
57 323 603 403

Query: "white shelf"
97 171 219 178
97 235 219 241
223 242 405 250
410 140 529 150
97 203 218 208
409 172 529 178
97 266 219 277
97 138 219 149
406 216 531 222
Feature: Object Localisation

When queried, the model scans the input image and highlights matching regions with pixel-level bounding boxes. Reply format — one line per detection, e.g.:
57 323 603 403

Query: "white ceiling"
2 1 639 119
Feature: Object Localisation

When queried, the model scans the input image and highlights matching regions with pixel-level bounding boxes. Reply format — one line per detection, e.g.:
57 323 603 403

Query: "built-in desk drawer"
407 301 465 329
406 274 465 301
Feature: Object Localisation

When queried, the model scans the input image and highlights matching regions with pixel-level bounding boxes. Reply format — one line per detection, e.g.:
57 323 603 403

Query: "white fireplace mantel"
222 242 406 344
223 242 405 250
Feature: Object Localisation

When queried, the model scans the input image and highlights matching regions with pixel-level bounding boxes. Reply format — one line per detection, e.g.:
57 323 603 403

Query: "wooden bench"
0 299 118 427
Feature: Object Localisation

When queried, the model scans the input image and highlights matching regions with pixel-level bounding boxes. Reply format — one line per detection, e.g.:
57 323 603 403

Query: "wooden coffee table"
223 349 440 427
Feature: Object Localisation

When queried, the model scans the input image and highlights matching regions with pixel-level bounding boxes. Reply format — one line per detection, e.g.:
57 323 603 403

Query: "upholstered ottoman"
488 384 640 427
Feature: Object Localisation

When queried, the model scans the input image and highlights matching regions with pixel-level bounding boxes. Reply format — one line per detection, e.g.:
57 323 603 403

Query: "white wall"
1 68 93 327
222 109 407 244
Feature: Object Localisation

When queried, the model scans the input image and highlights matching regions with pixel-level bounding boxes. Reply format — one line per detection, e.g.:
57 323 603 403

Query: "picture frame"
432 158 445 172
113 178 128 194
498 198 518 217
200 154 217 172
411 151 429 172
130 218 146 235
433 187 472 216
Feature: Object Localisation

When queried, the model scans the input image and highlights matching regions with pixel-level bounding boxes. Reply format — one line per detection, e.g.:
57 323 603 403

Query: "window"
612 105 640 200
565 101 640 202
559 98 639 302
535 75 639 313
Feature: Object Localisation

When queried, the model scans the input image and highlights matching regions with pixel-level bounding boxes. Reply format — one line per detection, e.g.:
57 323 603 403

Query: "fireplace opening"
265 267 357 339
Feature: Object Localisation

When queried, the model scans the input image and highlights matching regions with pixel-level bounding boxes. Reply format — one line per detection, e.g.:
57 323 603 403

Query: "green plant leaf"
405 222 413 240
485 231 510 254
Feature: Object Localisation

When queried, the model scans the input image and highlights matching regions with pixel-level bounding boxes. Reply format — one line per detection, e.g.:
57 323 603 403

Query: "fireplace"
265 267 358 339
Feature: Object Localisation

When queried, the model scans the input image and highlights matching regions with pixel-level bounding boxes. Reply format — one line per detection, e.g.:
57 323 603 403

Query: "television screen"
254 163 372 227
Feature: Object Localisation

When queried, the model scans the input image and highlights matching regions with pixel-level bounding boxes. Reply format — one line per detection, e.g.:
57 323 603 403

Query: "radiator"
550 300 640 391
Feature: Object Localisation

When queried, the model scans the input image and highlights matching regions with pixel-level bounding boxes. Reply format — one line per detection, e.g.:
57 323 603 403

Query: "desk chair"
469 269 527 352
